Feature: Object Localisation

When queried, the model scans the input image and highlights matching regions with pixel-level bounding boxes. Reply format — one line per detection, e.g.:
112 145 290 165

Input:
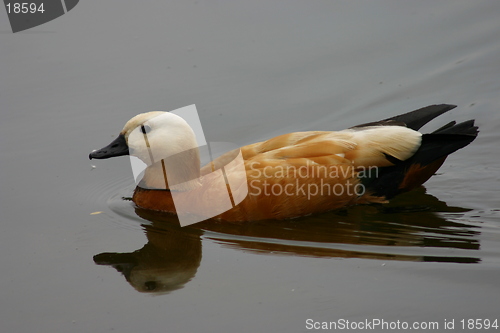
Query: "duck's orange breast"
132 161 383 222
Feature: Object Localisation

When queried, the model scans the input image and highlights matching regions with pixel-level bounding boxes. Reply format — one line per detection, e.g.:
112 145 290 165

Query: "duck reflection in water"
94 188 481 294
94 218 202 294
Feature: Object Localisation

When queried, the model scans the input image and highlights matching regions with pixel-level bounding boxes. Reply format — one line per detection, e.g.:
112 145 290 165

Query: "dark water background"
1 1 500 332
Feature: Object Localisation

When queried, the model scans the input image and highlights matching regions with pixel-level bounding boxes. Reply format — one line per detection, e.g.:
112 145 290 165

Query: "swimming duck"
89 104 478 222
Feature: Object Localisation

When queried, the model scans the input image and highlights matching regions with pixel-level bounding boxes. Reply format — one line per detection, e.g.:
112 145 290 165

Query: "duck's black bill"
89 134 129 160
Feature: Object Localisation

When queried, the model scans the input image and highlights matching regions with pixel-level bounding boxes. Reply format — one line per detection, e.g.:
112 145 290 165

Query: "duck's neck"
139 148 202 191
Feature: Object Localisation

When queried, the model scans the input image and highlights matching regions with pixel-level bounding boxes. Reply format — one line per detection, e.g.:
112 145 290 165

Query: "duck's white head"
90 111 201 190
124 112 199 163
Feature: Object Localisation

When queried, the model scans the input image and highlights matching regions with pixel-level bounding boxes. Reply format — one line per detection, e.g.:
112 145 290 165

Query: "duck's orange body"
133 130 394 221
91 104 478 222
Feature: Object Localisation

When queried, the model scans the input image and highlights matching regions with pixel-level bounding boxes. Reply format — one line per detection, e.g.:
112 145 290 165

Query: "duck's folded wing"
242 127 422 169
343 126 422 167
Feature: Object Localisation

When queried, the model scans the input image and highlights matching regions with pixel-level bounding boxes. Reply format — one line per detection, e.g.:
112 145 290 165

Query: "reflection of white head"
121 112 201 190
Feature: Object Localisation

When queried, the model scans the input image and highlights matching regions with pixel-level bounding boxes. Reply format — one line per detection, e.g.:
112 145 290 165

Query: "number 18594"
460 319 499 330
6 3 45 14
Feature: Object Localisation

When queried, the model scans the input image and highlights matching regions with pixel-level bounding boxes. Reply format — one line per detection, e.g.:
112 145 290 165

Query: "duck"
89 104 478 223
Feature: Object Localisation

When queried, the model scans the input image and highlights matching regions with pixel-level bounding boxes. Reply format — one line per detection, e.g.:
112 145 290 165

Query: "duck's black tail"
360 105 479 199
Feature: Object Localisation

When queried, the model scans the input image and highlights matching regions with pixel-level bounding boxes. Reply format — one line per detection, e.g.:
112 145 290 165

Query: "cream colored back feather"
344 126 422 167
237 126 421 170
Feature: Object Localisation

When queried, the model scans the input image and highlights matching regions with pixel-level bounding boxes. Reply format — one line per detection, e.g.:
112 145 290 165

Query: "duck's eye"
140 124 151 134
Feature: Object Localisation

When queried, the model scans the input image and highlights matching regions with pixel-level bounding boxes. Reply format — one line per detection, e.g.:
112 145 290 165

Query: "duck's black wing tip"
351 104 457 131
384 104 457 131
